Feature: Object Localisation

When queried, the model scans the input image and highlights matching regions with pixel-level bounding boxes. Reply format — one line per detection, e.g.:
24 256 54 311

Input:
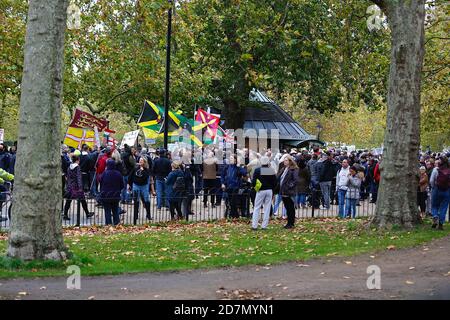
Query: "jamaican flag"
138 100 204 146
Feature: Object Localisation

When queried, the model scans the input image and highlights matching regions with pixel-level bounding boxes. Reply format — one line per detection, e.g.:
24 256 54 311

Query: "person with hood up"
100 159 124 225
63 155 95 221
165 161 185 220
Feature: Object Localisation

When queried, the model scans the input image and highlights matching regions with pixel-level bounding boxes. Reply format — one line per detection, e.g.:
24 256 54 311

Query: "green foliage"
0 0 447 145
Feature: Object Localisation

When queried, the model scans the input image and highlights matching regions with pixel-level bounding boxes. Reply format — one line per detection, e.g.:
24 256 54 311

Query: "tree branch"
425 36 450 45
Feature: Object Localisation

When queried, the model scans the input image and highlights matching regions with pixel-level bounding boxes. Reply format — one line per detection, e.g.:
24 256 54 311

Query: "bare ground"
1 235 449 300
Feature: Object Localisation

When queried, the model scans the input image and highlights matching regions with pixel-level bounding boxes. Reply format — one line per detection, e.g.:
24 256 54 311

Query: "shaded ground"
0 235 449 300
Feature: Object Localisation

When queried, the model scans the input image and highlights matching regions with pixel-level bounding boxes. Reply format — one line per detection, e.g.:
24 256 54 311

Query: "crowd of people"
0 140 449 229
54 142 450 230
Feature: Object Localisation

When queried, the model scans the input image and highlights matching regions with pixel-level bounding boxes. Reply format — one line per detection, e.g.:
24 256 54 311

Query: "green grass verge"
0 218 448 279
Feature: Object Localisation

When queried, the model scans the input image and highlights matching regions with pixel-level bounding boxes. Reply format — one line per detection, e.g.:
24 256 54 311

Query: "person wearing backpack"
166 161 185 220
429 156 450 230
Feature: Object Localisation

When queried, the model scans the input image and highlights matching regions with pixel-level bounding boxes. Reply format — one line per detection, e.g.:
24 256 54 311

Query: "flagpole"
163 0 173 150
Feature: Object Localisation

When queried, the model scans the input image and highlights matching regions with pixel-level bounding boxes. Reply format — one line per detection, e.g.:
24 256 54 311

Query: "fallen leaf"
40 286 46 290
88 296 95 300
343 276 350 279
282 287 288 290
275 283 282 287
296 264 310 267
409 267 415 270
320 272 326 275
387 245 396 250
18 292 27 296
370 255 376 259
405 281 414 285
344 261 352 265
154 295 160 298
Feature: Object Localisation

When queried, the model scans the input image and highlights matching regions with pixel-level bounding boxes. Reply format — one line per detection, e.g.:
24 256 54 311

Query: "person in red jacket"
372 160 381 203
94 147 112 207
96 147 112 182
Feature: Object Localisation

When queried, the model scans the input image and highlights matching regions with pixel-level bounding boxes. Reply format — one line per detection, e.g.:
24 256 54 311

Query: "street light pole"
163 0 173 150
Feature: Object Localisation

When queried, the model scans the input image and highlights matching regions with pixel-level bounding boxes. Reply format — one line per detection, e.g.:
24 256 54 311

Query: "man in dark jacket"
152 148 172 210
319 152 334 210
251 156 277 230
221 155 247 218
79 144 93 192
99 159 124 225
0 144 10 171
61 144 71 197
120 144 135 204
8 145 16 175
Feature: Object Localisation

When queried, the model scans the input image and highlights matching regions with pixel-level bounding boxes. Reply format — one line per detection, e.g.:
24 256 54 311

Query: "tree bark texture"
222 99 245 130
372 0 425 228
7 0 70 260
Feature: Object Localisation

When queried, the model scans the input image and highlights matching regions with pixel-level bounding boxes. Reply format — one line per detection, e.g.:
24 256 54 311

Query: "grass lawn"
0 217 448 279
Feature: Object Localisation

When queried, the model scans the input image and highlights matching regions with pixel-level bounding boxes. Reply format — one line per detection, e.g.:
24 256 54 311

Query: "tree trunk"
7 0 70 260
372 0 425 228
222 98 245 130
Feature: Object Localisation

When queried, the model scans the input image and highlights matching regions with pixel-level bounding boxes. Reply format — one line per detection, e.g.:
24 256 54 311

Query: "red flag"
70 109 109 131
195 108 220 139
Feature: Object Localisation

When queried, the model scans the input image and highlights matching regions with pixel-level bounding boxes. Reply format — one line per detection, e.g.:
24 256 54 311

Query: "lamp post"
163 0 173 150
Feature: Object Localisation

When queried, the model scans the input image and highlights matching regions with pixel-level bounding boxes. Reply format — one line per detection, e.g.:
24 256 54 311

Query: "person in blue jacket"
165 161 185 220
99 159 124 225
221 155 247 218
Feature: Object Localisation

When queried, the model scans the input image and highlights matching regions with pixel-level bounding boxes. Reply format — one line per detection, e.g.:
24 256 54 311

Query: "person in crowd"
330 154 341 205
121 144 136 204
181 157 196 219
308 153 321 209
251 156 277 230
296 159 310 208
319 152 334 210
221 155 248 218
100 159 124 225
94 147 112 206
79 144 92 192
278 155 299 229
152 148 172 210
7 144 16 175
429 156 450 230
128 156 152 221
336 159 350 218
0 143 10 171
165 161 185 220
417 166 429 219
202 151 218 208
345 165 363 219
273 153 288 218
63 155 95 221
247 151 261 208
61 144 71 198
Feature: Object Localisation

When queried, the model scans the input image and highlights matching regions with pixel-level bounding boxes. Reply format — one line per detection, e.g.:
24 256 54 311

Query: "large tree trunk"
372 0 425 228
7 0 70 260
222 98 245 130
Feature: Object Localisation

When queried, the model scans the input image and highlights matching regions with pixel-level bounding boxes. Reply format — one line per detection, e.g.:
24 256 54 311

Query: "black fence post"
76 199 81 227
311 190 315 218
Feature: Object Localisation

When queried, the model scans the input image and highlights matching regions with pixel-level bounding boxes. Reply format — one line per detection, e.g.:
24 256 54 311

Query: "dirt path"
1 236 449 300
